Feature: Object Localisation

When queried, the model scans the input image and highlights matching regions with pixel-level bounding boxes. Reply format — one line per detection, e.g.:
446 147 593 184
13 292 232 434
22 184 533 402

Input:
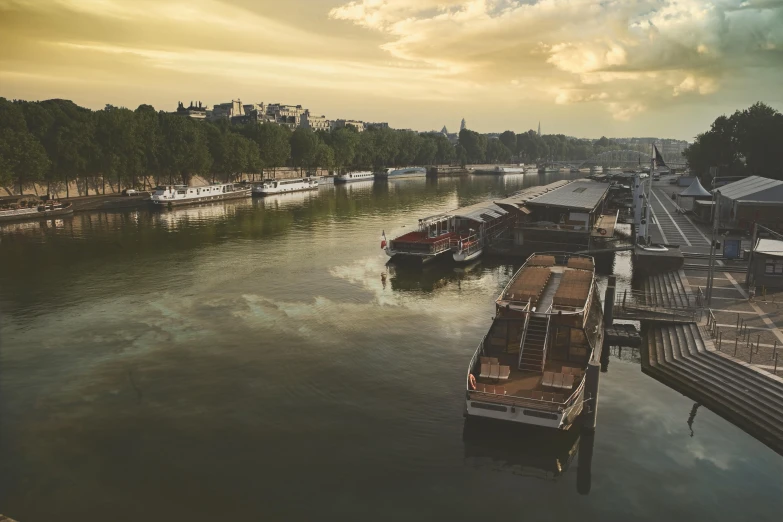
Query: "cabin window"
765 259 783 275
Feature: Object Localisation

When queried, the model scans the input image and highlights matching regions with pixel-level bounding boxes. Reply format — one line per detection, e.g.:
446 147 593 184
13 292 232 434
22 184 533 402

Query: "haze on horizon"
1 0 782 141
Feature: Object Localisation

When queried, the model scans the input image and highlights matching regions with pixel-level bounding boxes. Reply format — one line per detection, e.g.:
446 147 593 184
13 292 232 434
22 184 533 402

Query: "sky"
1 0 782 141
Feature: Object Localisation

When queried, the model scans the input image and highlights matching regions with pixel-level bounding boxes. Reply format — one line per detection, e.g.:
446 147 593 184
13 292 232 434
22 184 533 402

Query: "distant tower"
460 118 467 131
441 125 448 134
537 121 541 136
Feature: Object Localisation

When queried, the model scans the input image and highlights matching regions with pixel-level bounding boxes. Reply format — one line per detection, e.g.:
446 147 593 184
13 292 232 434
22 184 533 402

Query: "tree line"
1 97 647 197
456 128 646 165
684 102 783 182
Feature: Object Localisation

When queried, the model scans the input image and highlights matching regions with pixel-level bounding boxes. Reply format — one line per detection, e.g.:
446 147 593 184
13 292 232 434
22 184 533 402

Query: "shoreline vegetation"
2 97 648 199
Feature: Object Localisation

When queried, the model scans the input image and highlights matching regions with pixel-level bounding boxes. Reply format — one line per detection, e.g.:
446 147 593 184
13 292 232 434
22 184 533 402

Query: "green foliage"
684 102 783 181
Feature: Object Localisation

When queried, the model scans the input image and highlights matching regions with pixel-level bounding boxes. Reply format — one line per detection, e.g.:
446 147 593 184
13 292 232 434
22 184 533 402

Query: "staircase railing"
517 299 533 370
540 305 553 372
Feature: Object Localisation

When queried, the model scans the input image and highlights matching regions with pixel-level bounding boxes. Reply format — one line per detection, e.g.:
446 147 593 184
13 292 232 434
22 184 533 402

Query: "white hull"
465 398 578 428
335 171 375 183
453 248 483 263
150 184 250 206
252 178 319 196
385 247 442 264
379 167 427 179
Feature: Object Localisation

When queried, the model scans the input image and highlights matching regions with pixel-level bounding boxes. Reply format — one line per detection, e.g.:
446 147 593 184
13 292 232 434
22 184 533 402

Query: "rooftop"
715 176 783 201
525 180 609 211
754 238 783 258
495 180 571 208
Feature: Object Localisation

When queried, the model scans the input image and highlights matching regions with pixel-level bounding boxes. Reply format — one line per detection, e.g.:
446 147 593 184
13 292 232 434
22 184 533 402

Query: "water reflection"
253 190 320 210
462 418 594 493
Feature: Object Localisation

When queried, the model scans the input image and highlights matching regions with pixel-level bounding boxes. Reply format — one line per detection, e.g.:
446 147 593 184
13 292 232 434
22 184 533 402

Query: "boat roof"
452 201 508 223
495 180 571 208
525 180 609 212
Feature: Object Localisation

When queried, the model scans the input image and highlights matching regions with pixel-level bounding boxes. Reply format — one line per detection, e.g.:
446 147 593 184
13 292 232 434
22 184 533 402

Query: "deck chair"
517 390 532 398
494 386 506 396
480 356 490 365
552 373 564 389
553 393 565 403
542 371 555 388
489 357 499 365
542 392 555 402
562 374 575 389
532 391 544 400
489 364 500 380
498 365 511 380
484 385 496 394
480 363 491 379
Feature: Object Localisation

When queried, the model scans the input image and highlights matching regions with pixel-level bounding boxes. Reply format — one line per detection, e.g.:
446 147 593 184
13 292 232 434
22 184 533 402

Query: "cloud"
328 0 783 119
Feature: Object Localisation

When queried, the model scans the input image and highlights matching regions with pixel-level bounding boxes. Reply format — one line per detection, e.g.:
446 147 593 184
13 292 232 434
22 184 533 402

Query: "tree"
414 135 438 165
290 127 319 171
313 142 335 171
458 129 485 164
330 127 359 168
499 131 516 155
486 139 512 163
242 123 291 174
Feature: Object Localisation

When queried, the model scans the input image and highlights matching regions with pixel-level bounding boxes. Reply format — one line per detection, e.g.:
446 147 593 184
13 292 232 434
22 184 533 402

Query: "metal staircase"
518 315 549 372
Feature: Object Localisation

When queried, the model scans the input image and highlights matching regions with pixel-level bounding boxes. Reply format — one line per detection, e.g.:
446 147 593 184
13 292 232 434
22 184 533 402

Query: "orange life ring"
599 228 607 236
469 374 477 390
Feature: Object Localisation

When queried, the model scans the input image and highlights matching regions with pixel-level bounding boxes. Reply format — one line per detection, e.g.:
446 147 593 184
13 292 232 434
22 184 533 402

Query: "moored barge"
465 253 604 429
150 183 250 206
0 201 73 223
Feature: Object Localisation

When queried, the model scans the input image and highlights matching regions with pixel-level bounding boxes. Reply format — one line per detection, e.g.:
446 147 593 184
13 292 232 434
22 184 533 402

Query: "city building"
301 110 331 132
332 119 365 132
266 103 306 129
747 237 783 289
460 118 467 131
209 99 245 121
175 101 207 120
365 122 389 130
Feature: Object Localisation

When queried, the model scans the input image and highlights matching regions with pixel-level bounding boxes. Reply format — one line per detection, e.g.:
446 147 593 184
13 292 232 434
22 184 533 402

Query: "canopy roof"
754 238 783 258
680 178 711 197
526 180 609 211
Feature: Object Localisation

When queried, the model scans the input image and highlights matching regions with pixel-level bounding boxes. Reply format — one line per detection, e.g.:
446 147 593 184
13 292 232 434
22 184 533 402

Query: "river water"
0 174 780 521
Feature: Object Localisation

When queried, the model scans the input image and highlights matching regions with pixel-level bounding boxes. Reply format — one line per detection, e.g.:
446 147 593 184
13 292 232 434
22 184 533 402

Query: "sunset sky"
1 0 781 140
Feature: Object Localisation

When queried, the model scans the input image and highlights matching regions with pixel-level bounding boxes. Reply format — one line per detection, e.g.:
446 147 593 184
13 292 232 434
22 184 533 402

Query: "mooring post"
734 335 739 357
775 353 779 375
604 276 616 326
736 313 740 331
718 331 722 351
756 334 760 354
583 361 600 432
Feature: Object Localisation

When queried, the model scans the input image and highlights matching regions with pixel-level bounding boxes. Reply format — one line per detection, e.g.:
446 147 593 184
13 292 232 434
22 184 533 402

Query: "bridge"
539 149 687 170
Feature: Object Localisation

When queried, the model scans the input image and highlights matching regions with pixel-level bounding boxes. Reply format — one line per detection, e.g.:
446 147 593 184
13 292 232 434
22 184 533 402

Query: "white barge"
377 167 427 179
334 171 375 183
150 183 250 207
465 253 604 429
252 178 319 196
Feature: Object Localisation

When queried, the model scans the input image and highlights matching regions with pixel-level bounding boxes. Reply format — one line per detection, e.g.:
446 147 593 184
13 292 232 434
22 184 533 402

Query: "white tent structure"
676 178 711 212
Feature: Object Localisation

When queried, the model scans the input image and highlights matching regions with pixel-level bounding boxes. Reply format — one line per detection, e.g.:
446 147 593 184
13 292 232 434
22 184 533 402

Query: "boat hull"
0 206 74 223
252 184 318 196
453 248 483 263
465 394 582 429
334 177 375 183
378 168 427 179
150 188 251 207
385 247 447 264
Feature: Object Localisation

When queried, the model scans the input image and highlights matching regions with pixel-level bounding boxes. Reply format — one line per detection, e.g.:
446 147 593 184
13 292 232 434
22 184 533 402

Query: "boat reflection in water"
254 188 319 210
462 418 595 494
385 258 484 292
154 200 252 230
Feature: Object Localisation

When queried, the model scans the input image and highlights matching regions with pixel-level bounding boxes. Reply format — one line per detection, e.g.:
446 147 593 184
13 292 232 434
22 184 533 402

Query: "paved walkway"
647 177 783 377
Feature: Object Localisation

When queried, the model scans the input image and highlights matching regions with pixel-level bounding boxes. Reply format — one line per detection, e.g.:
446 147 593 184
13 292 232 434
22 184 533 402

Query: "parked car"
122 189 137 196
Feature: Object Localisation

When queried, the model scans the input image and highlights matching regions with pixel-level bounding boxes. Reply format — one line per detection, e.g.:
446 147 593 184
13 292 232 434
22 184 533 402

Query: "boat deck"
591 212 618 237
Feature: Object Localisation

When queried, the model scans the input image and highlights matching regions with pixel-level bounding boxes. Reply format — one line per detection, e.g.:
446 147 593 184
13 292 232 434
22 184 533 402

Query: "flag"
654 145 667 168
380 230 387 249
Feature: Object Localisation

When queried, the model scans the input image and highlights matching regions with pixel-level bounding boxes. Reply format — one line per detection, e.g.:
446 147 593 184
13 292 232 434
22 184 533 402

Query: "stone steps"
643 322 783 455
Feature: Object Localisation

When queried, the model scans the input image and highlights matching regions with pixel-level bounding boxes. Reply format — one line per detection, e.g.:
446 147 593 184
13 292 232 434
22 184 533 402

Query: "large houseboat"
150 183 250 206
0 201 73 223
334 171 375 183
252 178 319 196
385 202 514 264
377 167 427 179
465 253 604 429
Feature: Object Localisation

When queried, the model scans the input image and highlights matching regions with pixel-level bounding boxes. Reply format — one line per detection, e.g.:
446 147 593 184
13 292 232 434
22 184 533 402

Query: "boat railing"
451 234 482 256
540 304 553 372
516 299 533 369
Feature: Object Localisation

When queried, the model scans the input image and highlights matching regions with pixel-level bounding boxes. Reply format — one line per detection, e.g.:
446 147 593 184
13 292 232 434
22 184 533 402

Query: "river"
0 174 780 521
